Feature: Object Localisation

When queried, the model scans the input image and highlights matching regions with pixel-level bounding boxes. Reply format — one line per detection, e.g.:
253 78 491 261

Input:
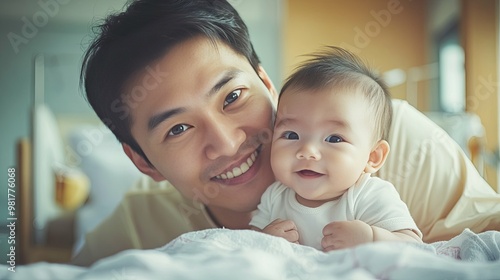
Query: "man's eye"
325 135 343 143
282 131 299 140
223 89 241 107
168 124 192 136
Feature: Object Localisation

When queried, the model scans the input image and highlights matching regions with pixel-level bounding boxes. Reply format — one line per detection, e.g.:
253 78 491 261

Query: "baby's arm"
321 220 421 252
252 218 300 244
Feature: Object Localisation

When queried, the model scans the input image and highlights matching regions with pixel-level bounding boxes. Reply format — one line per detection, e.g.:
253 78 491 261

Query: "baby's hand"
263 218 300 244
321 220 373 252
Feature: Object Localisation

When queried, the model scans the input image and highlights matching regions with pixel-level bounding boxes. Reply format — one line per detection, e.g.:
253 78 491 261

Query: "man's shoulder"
124 176 185 199
101 177 211 245
120 178 204 214
129 175 178 192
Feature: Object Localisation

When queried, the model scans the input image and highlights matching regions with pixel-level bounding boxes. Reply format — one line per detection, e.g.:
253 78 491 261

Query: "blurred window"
438 23 465 112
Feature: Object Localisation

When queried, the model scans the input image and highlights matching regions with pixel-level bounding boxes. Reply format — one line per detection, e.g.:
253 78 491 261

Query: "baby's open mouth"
297 170 323 177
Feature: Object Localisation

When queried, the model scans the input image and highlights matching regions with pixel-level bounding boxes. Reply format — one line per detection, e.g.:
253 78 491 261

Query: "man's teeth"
216 150 257 179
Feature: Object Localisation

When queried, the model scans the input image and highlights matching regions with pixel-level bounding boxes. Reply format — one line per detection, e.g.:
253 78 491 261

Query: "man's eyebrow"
209 69 243 96
148 108 185 132
147 69 243 132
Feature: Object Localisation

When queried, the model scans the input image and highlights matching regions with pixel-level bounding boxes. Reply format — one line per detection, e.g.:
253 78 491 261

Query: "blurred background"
0 0 498 264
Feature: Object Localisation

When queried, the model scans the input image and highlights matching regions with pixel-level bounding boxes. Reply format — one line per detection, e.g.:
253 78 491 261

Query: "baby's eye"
325 135 343 143
223 89 242 108
168 124 192 136
282 131 299 140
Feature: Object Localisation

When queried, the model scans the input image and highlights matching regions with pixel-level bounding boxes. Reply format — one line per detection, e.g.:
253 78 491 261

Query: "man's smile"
214 145 262 179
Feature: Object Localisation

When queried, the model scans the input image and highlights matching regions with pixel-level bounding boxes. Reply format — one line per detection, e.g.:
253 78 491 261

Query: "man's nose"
204 113 246 160
296 142 321 161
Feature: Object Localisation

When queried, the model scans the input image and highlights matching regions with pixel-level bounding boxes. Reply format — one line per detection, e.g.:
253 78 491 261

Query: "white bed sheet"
3 228 500 280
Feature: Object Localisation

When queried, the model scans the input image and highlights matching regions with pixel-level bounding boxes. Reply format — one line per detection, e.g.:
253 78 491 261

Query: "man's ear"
257 65 278 102
122 143 166 182
364 140 390 174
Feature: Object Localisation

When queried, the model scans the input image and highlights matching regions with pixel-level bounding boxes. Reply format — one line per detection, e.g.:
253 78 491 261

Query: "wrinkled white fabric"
4 228 500 280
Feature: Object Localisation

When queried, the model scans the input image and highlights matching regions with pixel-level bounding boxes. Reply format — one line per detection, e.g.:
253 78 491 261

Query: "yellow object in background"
55 167 90 210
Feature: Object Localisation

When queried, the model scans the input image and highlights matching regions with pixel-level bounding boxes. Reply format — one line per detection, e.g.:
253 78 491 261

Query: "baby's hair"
280 46 392 141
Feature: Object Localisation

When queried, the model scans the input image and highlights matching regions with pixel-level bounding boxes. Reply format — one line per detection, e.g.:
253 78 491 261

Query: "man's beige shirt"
72 178 216 266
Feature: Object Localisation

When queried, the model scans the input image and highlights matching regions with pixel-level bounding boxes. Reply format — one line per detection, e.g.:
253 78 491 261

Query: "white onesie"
250 173 422 250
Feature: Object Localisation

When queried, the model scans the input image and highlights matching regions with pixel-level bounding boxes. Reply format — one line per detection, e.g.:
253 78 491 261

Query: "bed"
10 99 500 278
3 229 500 279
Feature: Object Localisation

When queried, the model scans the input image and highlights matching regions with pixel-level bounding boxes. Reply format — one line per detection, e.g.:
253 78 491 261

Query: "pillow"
69 124 143 254
376 99 500 242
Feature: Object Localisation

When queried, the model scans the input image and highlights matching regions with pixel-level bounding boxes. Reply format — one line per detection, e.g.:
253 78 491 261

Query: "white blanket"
3 228 500 280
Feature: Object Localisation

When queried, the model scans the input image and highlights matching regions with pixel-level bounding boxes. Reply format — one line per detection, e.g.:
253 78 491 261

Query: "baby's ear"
364 140 390 173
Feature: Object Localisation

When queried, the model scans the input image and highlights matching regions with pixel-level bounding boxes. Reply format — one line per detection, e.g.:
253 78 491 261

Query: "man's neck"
206 205 252 229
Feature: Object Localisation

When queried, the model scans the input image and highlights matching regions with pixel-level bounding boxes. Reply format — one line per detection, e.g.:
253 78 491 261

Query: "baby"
250 46 422 251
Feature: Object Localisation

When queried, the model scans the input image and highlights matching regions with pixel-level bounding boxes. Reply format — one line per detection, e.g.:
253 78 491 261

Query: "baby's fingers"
283 229 300 243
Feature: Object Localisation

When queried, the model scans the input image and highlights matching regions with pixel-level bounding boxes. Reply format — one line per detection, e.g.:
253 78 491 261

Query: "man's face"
126 36 277 213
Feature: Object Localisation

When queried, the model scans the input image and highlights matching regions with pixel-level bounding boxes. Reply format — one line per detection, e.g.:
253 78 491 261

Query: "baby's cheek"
269 145 280 169
270 148 288 177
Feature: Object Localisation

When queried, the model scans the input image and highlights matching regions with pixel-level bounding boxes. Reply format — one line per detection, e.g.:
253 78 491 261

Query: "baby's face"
271 87 376 206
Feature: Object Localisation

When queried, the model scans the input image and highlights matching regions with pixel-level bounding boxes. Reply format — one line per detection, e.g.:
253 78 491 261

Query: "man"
73 0 500 267
73 0 278 266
